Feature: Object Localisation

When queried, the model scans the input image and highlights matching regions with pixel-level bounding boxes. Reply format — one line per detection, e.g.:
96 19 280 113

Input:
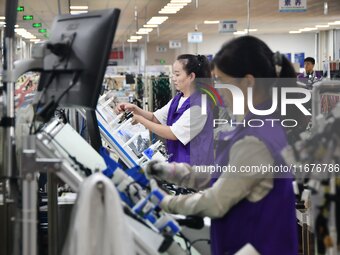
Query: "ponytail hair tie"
197 54 205 67
273 51 283 77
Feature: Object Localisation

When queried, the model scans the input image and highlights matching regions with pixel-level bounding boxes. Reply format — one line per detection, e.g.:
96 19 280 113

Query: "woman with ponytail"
146 36 300 255
116 54 214 165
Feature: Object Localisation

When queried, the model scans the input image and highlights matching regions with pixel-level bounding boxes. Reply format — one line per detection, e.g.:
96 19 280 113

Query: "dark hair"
177 54 211 79
213 36 296 79
213 36 309 140
304 57 315 65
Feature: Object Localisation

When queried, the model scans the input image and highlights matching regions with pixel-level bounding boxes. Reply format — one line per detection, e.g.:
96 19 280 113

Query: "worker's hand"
145 160 174 180
115 103 137 114
131 112 143 125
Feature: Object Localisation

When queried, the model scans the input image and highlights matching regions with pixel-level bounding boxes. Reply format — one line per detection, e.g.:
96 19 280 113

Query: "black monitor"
38 9 120 111
125 73 135 84
35 9 120 151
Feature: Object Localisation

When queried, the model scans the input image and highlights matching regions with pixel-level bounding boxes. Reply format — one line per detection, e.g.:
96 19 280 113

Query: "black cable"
176 232 192 255
188 238 210 253
125 181 141 203
30 73 56 134
34 71 81 134
54 71 80 105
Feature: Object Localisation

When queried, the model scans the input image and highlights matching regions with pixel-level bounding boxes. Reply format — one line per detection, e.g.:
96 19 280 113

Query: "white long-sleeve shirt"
160 136 275 218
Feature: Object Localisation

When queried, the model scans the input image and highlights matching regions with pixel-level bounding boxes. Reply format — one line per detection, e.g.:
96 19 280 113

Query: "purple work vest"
211 102 298 255
166 92 214 165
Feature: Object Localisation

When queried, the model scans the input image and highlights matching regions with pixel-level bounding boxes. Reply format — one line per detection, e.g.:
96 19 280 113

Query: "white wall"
174 33 317 68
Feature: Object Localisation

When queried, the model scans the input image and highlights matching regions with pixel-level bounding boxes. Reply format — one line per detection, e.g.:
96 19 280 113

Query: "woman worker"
115 54 214 165
146 36 301 255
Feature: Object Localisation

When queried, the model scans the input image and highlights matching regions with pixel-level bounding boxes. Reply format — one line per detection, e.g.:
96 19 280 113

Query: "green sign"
160 59 166 64
44 34 49 38
23 15 33 21
32 23 42 28
38 29 47 33
17 6 24 12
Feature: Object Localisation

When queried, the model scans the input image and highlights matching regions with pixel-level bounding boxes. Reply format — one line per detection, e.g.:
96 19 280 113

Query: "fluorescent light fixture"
289 30 302 34
245 28 258 32
163 6 182 10
127 39 137 43
130 35 142 40
300 27 317 31
0 21 6 25
171 0 191 3
70 10 88 15
70 6 88 10
30 39 41 43
167 3 187 6
0 16 5 20
15 24 19 28
147 16 168 25
233 31 246 35
316 24 330 28
15 28 26 32
159 10 178 14
328 21 340 25
204 20 219 24
137 28 153 34
144 24 158 28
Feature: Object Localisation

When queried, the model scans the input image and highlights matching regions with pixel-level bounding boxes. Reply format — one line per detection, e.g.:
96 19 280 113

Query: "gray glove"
145 160 174 180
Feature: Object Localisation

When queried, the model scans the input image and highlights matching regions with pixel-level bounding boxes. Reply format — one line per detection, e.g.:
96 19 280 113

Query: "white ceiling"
1 0 340 45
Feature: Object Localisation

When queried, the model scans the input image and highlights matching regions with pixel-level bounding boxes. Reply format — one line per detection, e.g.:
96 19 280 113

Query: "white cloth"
160 136 274 218
62 173 135 255
153 97 207 145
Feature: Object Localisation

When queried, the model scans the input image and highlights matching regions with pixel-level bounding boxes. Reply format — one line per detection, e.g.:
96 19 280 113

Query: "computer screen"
125 73 135 84
38 9 120 110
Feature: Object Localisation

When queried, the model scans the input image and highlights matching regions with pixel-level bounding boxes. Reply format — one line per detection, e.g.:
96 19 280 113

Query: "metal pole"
48 173 58 255
2 2 19 255
22 173 37 255
247 0 250 34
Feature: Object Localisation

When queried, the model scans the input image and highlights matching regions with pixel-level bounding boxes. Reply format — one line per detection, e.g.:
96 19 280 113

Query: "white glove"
145 160 174 180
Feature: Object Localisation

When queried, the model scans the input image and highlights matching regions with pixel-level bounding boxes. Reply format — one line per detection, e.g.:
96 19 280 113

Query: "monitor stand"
86 109 102 152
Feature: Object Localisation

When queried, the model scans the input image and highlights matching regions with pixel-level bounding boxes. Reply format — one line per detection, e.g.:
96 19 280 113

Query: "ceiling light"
0 21 6 25
245 28 258 32
15 24 19 28
316 24 330 28
233 31 246 35
163 6 182 10
0 16 5 20
328 21 340 25
167 3 187 6
30 39 41 43
144 24 158 28
127 39 137 43
137 28 153 34
300 27 317 31
130 35 142 40
204 20 219 24
159 10 178 14
70 6 88 10
70 10 88 15
15 28 26 32
147 16 168 25
289 31 301 34
171 0 191 3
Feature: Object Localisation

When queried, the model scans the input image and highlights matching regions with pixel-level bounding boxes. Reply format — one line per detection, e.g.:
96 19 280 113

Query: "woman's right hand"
115 102 137 114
